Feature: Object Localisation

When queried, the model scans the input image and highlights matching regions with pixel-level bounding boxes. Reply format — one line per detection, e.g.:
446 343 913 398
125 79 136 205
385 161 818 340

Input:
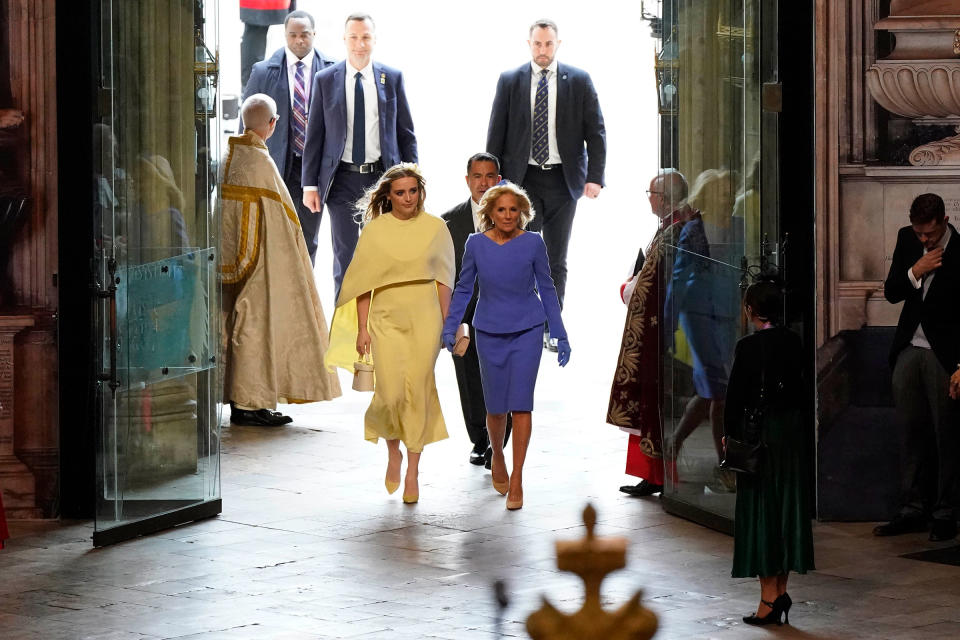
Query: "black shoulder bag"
720 351 767 476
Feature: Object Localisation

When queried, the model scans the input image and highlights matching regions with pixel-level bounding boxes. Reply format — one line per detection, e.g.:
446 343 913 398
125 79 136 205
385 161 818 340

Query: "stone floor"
4 355 960 639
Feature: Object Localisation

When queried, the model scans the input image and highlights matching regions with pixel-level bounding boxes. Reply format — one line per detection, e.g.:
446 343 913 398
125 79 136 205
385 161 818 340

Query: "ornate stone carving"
866 63 960 119
866 2 960 165
909 127 960 164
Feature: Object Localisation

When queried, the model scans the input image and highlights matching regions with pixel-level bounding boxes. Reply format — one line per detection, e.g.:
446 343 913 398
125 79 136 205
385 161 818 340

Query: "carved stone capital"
909 130 960 165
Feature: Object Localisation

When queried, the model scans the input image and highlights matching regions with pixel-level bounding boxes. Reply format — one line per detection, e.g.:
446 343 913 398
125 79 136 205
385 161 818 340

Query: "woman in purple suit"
443 182 571 510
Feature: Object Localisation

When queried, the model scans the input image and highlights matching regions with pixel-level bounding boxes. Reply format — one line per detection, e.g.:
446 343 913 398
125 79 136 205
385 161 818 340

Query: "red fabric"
239 0 290 9
0 491 9 549
625 434 663 483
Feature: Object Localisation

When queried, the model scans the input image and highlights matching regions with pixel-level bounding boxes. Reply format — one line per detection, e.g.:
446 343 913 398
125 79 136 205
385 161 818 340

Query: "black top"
884 223 960 374
724 327 804 441
441 199 479 324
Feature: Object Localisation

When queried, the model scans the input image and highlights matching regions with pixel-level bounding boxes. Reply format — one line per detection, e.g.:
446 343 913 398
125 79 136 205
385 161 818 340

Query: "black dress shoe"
469 449 486 466
483 446 493 470
619 480 663 496
230 408 292 427
929 519 958 542
872 514 928 537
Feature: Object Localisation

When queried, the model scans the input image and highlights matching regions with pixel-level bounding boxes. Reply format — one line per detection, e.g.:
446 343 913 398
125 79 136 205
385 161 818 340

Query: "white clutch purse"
352 354 374 392
453 323 470 357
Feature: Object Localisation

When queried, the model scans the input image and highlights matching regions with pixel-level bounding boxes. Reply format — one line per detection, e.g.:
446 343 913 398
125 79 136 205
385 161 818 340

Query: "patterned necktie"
532 69 549 165
352 71 365 166
292 61 307 155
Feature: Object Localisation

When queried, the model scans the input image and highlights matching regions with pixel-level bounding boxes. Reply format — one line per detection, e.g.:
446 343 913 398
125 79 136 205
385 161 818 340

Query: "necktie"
352 71 365 166
292 61 307 155
532 69 549 166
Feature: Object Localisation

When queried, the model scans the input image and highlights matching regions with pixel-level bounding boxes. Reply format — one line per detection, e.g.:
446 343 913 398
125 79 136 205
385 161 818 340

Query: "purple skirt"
475 324 544 414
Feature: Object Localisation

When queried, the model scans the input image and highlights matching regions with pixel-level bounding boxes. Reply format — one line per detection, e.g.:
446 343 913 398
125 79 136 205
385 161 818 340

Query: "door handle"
94 258 120 395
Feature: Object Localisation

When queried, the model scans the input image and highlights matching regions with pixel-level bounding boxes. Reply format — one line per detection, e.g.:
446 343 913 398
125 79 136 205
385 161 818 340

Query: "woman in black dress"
725 281 815 626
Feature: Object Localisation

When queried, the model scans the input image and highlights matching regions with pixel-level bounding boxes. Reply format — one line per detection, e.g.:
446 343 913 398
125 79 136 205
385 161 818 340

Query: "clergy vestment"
219 131 341 409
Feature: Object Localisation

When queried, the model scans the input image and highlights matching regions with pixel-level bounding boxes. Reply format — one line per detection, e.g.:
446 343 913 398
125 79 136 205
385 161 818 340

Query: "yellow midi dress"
326 211 455 452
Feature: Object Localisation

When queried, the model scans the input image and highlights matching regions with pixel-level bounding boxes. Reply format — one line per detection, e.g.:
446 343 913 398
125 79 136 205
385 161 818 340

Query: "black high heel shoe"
774 593 792 625
743 599 782 626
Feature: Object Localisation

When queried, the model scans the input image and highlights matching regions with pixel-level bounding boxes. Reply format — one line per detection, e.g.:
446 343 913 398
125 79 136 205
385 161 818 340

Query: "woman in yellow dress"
326 164 455 504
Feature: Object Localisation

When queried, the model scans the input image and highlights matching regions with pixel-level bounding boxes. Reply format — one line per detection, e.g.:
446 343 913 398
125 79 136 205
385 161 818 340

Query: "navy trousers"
325 166 379 300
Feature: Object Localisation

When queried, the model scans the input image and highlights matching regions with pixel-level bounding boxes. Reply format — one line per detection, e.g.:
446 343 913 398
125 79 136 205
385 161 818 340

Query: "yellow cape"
325 211 455 373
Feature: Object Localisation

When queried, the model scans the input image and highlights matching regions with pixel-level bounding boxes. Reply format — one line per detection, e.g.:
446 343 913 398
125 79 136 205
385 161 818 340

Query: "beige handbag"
352 353 374 392
453 323 471 357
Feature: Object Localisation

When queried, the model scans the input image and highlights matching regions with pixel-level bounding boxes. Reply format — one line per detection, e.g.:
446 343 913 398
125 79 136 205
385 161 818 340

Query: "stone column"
0 313 37 518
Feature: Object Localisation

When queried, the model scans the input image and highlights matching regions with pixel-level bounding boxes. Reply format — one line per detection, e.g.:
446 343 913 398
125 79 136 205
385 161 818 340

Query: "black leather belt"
340 160 383 174
532 163 562 171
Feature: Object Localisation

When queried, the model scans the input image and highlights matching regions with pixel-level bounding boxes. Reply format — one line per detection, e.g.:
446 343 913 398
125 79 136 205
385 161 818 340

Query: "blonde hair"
687 168 734 216
476 182 536 231
356 163 426 224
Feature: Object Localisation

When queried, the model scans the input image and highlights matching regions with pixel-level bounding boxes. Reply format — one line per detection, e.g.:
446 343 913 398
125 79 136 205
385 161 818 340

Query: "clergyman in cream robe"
219 103 341 425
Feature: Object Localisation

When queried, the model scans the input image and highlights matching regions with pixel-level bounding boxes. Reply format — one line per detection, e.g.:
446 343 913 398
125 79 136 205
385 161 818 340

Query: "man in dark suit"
242 10 334 264
302 13 417 297
486 18 606 350
442 153 511 468
877 193 960 542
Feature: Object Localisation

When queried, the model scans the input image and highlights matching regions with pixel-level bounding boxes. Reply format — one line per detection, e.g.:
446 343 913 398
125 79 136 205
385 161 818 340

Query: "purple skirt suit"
443 232 566 414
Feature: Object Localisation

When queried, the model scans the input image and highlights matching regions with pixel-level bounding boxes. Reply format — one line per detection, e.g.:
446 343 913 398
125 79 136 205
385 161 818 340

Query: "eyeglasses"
645 189 664 196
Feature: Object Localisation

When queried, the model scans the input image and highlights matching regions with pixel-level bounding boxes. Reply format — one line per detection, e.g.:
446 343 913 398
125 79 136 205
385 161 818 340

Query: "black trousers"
285 155 321 264
240 22 269 88
521 165 578 309
452 323 511 451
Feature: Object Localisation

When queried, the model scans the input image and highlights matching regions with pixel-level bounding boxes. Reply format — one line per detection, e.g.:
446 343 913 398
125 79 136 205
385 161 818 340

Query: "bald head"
241 94 278 139
648 169 688 217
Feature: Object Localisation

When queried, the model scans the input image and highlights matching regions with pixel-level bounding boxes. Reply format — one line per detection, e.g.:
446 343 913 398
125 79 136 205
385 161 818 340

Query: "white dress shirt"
470 198 484 232
342 61 381 164
285 48 313 108
907 225 951 349
528 60 561 166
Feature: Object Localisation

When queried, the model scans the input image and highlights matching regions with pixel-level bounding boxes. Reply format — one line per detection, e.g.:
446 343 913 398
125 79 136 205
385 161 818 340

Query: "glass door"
656 0 769 531
92 0 222 546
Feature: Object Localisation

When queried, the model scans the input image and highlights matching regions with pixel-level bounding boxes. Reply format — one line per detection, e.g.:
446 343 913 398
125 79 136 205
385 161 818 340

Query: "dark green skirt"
731 408 815 578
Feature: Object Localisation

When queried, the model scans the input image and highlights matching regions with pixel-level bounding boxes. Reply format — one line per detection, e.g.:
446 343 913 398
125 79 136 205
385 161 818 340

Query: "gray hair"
529 18 558 37
240 94 278 130
657 168 688 203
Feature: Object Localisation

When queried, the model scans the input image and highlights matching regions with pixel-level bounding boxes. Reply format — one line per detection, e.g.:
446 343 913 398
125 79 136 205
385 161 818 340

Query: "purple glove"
443 333 457 352
557 338 571 367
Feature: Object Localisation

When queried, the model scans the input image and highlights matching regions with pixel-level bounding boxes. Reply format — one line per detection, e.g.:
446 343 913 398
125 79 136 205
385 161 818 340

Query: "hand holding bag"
453 323 470 357
352 353 374 392
720 352 767 476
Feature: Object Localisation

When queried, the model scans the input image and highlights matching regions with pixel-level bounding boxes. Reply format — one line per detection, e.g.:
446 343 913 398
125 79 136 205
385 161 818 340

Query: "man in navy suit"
442 153 511 468
486 18 606 350
876 193 960 542
242 10 334 264
302 13 418 297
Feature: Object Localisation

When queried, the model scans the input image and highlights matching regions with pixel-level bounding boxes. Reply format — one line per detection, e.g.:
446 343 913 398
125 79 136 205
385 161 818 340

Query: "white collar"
530 59 558 76
347 60 374 80
285 48 315 69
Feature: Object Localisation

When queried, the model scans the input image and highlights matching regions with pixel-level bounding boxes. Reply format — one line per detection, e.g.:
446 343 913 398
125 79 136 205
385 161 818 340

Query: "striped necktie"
532 69 549 165
292 61 307 155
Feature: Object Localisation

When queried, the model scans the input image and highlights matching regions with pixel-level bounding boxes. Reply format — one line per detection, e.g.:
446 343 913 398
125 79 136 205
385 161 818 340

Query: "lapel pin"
380 72 386 85
562 73 568 80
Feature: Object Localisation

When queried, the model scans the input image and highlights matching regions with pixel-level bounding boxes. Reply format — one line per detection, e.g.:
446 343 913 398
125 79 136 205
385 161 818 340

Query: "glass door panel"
93 0 221 546
657 0 764 529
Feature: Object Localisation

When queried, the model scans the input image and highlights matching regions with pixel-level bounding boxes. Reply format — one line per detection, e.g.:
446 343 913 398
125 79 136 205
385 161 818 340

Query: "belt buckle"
359 163 373 174
540 162 553 171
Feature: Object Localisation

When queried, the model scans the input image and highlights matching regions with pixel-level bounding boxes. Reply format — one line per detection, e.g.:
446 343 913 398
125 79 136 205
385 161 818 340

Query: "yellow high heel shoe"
385 450 402 495
402 494 419 504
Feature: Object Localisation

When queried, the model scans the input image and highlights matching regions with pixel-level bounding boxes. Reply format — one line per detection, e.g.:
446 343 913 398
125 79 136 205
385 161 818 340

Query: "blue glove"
442 333 457 352
557 338 571 367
